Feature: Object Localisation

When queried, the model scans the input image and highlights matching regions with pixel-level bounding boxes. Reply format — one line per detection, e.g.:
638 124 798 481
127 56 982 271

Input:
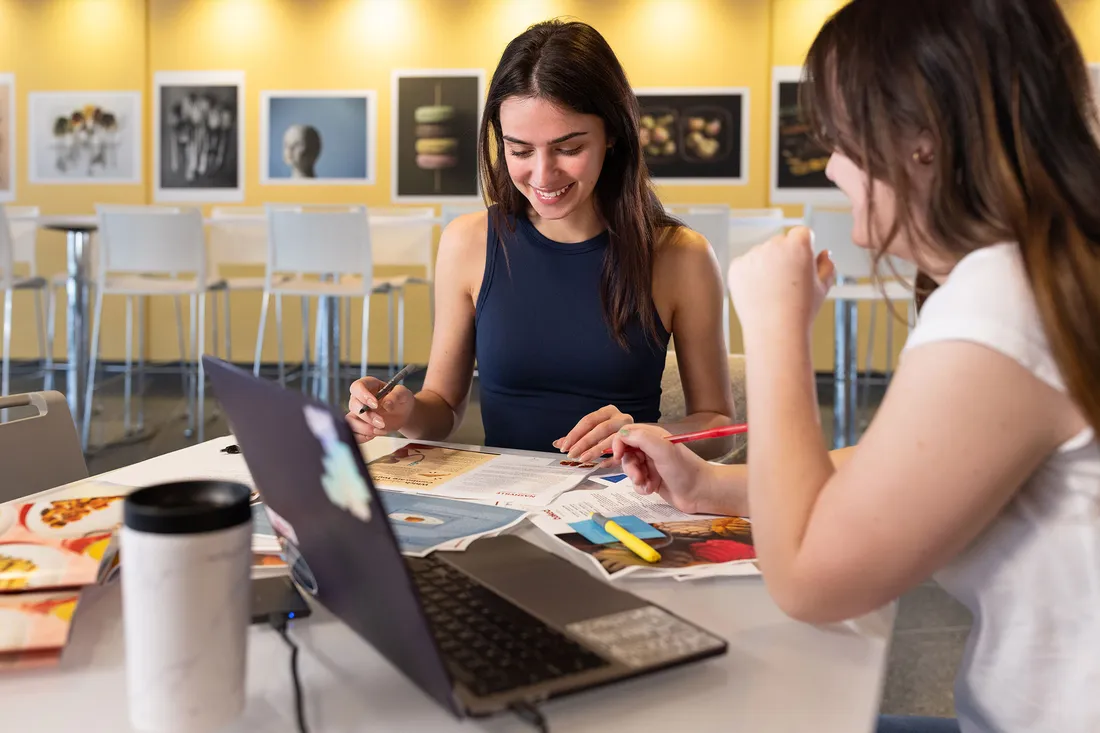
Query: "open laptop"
203 356 727 719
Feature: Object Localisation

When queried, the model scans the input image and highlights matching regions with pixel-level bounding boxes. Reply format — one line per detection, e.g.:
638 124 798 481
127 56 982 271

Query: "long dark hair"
478 19 678 348
803 0 1100 433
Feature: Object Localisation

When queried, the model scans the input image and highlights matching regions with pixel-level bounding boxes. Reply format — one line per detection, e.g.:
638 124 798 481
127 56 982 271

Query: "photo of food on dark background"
395 74 480 198
635 91 744 182
159 84 239 190
774 80 835 191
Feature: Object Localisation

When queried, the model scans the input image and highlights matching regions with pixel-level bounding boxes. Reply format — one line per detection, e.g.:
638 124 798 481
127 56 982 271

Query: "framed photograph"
261 91 376 185
154 70 244 202
769 66 846 205
28 91 141 184
0 73 14 202
392 69 484 202
634 87 749 185
1090 63 1100 108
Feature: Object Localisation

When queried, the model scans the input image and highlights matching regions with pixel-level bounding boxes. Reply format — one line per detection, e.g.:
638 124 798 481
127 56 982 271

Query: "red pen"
601 422 748 455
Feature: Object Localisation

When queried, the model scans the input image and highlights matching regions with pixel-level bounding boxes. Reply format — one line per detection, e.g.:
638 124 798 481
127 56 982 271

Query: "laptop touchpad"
440 535 648 628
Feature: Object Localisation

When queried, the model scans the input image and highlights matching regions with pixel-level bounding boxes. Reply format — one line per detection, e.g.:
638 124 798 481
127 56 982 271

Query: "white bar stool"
0 205 48 402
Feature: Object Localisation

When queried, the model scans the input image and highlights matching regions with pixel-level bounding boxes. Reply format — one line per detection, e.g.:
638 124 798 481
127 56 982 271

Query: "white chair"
84 205 226 449
207 206 278 362
805 206 916 445
728 207 787 256
0 205 48 400
254 205 391 400
665 204 733 352
368 207 437 374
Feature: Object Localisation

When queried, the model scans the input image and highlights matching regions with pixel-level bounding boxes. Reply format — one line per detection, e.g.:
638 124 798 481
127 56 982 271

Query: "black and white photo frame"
0 73 14 202
154 70 244 202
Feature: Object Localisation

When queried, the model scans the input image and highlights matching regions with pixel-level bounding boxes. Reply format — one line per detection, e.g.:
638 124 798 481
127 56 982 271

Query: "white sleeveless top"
902 243 1100 732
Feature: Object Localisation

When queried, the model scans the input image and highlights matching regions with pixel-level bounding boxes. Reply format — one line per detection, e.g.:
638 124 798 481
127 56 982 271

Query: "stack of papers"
366 443 596 508
377 491 527 557
530 482 760 581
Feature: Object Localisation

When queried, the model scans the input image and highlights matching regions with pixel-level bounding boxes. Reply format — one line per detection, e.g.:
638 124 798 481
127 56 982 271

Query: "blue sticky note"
568 515 665 545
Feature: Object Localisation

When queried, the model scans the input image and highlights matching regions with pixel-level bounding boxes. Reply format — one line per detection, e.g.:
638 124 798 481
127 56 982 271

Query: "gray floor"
9 361 969 718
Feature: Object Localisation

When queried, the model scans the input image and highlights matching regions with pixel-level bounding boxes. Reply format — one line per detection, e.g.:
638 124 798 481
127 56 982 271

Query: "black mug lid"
124 480 252 535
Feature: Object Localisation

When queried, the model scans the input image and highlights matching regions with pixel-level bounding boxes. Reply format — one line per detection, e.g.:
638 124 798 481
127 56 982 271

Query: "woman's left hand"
727 225 836 337
554 405 634 466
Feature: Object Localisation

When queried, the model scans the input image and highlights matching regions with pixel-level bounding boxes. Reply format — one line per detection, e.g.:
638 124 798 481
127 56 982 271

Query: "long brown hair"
478 19 679 349
803 0 1100 433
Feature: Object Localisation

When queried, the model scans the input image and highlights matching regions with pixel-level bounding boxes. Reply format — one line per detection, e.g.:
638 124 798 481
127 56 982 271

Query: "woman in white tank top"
609 1 1100 731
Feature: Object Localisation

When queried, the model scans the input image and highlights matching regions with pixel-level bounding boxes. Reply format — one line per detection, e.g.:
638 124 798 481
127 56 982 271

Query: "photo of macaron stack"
395 71 482 199
414 89 457 191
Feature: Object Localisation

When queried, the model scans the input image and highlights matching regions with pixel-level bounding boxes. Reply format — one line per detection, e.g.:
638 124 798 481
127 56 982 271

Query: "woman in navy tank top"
347 20 735 461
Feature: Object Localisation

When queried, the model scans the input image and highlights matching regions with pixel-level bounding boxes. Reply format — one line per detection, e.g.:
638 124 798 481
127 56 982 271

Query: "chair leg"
859 302 878 417
210 289 220 359
33 286 46 369
254 290 269 377
124 296 134 435
2 289 12 402
186 293 197 437
44 285 57 392
397 286 407 371
137 296 146 431
300 297 310 393
387 289 396 378
174 295 190 420
344 296 352 369
197 292 206 443
81 290 105 450
276 294 287 385
223 290 232 362
360 293 370 379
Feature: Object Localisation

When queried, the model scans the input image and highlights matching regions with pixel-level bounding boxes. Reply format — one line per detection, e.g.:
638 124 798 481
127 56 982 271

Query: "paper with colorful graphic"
378 490 528 557
366 443 594 507
531 484 759 580
0 591 81 653
0 496 122 592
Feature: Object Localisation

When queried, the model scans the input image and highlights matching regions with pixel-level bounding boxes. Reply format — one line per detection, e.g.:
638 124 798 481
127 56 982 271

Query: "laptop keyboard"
408 555 609 697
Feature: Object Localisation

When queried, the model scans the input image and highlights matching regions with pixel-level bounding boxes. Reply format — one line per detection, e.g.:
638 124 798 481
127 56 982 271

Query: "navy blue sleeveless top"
474 209 670 452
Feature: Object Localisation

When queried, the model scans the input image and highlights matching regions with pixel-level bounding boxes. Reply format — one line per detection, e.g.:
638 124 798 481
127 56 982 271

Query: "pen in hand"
358 364 421 414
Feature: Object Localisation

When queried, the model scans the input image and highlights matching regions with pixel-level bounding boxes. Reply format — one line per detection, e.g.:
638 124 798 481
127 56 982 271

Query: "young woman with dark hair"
347 20 735 462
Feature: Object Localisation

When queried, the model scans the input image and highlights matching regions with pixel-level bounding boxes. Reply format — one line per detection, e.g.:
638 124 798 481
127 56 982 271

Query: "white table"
1 435 895 732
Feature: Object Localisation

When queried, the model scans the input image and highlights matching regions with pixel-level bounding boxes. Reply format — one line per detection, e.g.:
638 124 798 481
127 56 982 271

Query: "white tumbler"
121 480 253 733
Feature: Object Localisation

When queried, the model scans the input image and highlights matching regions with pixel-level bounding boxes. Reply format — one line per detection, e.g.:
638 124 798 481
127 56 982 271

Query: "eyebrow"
501 131 588 146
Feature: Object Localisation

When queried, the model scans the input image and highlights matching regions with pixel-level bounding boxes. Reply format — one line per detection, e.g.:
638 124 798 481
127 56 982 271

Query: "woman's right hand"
345 377 416 443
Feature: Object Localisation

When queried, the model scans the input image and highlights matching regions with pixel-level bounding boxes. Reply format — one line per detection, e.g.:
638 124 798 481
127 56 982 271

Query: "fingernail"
619 427 630 436
552 439 561 449
372 417 384 428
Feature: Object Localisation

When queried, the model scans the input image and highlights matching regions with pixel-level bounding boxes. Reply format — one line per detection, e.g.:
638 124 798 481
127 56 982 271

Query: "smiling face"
498 95 609 221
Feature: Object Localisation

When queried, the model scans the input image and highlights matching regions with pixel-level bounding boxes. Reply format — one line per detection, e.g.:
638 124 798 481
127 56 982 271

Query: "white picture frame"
260 90 377 185
634 86 750 186
391 69 485 203
0 73 15 202
769 66 847 206
28 91 142 185
154 70 245 203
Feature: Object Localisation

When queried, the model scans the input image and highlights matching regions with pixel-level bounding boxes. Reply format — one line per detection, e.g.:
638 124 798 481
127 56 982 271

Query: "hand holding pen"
345 365 421 444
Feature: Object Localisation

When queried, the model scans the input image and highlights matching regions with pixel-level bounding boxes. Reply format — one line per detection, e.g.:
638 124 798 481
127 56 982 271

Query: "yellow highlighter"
591 512 661 563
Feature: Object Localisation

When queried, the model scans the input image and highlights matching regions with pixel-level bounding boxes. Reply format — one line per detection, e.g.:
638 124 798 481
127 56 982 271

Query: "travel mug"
121 480 253 733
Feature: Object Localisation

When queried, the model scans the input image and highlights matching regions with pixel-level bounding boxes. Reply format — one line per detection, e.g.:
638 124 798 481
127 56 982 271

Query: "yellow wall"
3 0 1100 375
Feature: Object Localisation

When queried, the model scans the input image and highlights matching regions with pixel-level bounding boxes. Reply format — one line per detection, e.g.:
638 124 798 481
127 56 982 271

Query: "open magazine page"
366 443 595 507
530 483 759 580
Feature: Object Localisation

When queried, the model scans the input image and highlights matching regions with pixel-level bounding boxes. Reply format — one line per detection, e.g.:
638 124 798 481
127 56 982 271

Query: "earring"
913 150 934 164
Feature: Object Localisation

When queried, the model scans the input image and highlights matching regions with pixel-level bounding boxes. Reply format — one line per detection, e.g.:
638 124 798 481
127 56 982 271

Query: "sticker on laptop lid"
303 405 372 523
565 606 725 669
